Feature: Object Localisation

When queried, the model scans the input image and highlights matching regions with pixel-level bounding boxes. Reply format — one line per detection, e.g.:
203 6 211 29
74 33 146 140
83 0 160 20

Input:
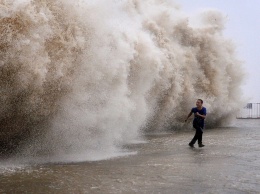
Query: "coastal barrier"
237 103 260 119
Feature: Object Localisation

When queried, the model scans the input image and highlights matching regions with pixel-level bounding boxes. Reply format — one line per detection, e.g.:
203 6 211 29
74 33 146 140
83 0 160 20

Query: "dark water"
0 119 259 193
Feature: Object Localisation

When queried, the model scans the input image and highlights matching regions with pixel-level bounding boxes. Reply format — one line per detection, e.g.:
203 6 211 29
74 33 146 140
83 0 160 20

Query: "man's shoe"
189 143 195 148
198 143 205 147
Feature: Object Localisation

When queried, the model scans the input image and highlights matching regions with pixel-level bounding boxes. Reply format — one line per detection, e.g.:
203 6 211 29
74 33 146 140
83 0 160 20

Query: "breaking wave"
0 0 244 161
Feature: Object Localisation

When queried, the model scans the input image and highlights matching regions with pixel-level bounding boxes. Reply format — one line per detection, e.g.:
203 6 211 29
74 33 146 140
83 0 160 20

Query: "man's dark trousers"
190 123 203 145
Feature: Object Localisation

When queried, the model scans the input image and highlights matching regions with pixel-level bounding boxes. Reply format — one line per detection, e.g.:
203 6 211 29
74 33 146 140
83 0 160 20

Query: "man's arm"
195 112 206 119
185 111 192 122
195 110 206 119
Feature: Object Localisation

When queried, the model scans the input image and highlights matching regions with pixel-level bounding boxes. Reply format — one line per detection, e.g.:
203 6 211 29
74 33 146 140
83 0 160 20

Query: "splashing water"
0 0 244 162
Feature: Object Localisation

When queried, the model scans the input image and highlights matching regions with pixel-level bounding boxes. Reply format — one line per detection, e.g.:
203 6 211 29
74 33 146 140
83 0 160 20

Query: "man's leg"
198 130 203 144
198 127 205 147
189 124 200 146
190 132 198 145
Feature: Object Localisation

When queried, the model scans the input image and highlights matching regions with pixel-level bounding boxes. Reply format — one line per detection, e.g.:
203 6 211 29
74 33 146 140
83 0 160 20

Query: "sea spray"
0 0 244 161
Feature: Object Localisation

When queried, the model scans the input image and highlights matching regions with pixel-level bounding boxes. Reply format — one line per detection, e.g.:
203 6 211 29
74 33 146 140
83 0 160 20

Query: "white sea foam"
0 0 244 162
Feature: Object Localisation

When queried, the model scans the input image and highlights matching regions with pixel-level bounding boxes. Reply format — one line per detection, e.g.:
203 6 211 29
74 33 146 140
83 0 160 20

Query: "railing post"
237 103 260 119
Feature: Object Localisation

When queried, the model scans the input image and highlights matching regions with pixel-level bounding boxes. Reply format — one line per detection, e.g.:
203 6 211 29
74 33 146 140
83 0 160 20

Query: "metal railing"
237 103 260 119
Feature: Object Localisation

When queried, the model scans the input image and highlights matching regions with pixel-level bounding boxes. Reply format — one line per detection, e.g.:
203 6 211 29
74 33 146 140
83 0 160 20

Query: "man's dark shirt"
191 107 206 128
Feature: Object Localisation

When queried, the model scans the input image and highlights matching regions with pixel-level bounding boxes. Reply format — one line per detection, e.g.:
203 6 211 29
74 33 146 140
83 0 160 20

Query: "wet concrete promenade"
0 120 259 193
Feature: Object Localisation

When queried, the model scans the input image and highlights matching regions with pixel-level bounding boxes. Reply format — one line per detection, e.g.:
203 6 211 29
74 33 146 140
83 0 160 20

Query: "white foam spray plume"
0 0 244 162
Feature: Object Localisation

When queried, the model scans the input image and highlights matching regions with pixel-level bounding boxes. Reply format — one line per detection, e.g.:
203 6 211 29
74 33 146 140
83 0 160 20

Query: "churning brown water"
0 119 259 193
0 0 245 160
1 1 255 193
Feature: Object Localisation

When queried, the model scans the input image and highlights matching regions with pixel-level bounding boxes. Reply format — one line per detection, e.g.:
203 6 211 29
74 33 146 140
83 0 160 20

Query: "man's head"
196 99 203 108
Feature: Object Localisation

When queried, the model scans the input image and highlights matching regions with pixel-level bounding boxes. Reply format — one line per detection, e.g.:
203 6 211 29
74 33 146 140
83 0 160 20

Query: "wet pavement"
0 120 259 193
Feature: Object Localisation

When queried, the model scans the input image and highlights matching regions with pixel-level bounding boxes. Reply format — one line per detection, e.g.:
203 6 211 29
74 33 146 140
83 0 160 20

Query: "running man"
185 99 206 148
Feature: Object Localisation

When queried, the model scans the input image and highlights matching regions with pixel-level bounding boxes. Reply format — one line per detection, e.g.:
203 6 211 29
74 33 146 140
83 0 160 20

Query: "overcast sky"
177 0 260 103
